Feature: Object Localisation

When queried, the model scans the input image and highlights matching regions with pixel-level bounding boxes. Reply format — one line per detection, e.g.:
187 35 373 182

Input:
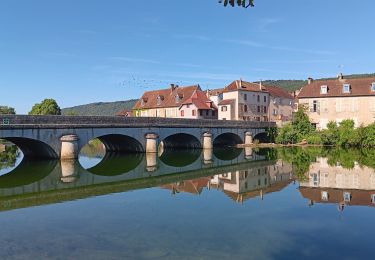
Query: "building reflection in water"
161 159 294 203
299 157 375 209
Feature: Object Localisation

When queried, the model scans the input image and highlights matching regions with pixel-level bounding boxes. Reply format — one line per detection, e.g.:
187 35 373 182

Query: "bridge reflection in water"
0 147 296 211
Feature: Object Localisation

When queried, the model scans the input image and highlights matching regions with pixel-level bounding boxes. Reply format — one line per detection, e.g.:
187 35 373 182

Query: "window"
244 93 247 101
257 95 260 102
343 84 351 94
192 110 196 116
212 110 216 117
199 110 203 116
244 105 248 112
206 110 209 116
257 106 261 113
256 117 260 121
320 85 328 94
180 110 184 117
312 100 318 112
321 191 328 201
343 192 351 202
372 83 375 92
264 96 267 103
273 109 278 115
175 95 180 103
263 106 267 113
221 106 227 112
372 194 375 204
186 104 190 108
156 96 162 105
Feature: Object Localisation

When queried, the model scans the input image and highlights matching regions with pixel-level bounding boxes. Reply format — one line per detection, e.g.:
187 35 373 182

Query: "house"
298 74 375 129
133 84 217 119
209 79 294 124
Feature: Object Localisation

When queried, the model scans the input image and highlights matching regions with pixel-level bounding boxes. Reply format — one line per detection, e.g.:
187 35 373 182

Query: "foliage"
361 123 375 147
29 99 61 115
0 106 16 115
62 99 137 116
219 0 254 8
265 127 278 143
0 145 18 170
275 123 297 144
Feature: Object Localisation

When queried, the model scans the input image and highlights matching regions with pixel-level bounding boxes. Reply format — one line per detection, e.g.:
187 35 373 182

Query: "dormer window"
320 85 328 94
371 83 375 92
156 95 163 106
343 84 351 94
175 95 181 103
141 97 148 107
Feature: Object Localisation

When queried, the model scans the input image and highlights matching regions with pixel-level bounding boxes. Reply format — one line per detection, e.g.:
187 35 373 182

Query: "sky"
1 0 374 114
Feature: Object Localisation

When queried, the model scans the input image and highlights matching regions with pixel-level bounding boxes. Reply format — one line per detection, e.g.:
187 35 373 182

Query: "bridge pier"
245 147 253 159
146 152 158 172
145 133 159 153
203 148 213 164
60 160 79 183
245 132 253 146
60 135 79 160
203 132 213 150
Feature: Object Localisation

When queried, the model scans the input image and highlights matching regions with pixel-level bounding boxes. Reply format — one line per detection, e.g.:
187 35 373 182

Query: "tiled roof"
224 80 267 93
182 90 218 110
133 85 201 109
116 109 133 116
299 187 375 207
207 88 225 96
218 99 235 106
298 77 375 98
264 85 294 99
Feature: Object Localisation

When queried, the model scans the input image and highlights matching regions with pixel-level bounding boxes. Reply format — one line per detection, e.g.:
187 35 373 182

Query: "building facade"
133 84 218 119
208 80 294 124
298 75 375 130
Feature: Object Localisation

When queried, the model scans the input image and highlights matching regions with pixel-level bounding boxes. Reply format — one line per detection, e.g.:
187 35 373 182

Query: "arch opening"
159 149 201 167
2 137 57 160
160 133 201 150
213 133 243 147
0 140 23 176
98 134 144 153
86 152 144 176
253 132 269 143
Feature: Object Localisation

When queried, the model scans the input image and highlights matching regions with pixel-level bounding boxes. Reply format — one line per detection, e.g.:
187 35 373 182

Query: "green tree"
29 99 61 115
292 106 314 141
219 0 254 8
0 106 16 115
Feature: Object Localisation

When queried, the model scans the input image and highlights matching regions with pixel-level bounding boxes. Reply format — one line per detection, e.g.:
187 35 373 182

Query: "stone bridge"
0 115 275 159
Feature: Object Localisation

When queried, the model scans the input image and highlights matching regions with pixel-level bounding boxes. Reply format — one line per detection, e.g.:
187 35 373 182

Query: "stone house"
298 74 375 129
133 84 217 119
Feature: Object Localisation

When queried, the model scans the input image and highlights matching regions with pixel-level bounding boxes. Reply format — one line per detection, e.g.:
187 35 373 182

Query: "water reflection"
299 156 375 209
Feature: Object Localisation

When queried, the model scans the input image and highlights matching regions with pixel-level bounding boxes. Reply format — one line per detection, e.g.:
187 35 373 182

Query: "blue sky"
1 0 374 114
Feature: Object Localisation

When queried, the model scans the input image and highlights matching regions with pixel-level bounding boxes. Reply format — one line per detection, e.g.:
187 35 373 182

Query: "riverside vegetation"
274 107 375 148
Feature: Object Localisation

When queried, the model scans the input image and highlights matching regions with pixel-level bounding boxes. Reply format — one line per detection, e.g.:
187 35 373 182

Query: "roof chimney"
307 77 313 85
338 73 344 80
170 83 177 92
259 80 263 90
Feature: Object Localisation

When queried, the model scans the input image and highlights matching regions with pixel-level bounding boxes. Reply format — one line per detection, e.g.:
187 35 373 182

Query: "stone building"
208 80 294 125
298 74 375 129
133 84 217 119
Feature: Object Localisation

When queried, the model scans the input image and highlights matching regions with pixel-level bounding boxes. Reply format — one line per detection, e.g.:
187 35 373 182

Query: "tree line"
0 99 61 115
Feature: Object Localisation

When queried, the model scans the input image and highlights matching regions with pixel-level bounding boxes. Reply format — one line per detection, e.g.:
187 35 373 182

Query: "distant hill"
62 99 137 116
261 73 375 92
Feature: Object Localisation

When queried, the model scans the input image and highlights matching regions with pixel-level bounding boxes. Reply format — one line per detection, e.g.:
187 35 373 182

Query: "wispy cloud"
173 34 211 41
225 39 336 55
224 39 264 47
258 18 282 32
109 56 161 64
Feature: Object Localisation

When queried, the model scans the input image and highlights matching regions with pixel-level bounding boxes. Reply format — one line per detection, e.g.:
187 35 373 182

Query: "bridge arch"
213 132 243 147
253 132 269 143
2 137 58 159
160 133 201 150
87 134 144 154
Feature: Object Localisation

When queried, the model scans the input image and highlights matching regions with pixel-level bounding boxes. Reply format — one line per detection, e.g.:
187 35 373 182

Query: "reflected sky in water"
0 145 375 259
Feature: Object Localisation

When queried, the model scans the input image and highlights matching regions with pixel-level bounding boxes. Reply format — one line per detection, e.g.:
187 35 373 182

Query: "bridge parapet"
0 115 276 129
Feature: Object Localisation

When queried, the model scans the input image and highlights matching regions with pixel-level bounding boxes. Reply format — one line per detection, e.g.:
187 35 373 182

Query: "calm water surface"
0 143 375 259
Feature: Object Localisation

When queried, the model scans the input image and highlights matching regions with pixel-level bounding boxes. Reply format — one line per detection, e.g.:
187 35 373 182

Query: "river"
0 143 374 259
